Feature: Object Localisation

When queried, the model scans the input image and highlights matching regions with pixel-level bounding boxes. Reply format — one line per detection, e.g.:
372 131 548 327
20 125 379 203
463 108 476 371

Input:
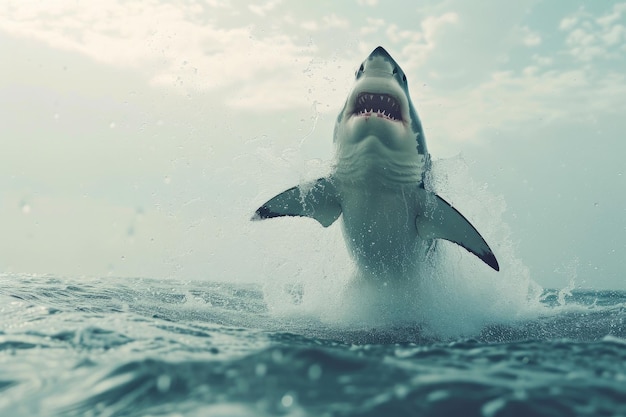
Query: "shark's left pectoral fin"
252 177 342 227
415 190 499 271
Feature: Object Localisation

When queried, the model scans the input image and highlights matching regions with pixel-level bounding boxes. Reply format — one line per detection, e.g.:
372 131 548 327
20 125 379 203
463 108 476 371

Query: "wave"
2 274 625 344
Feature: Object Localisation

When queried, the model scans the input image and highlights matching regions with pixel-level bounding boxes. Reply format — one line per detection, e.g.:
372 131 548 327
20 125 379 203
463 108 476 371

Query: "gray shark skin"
252 46 499 279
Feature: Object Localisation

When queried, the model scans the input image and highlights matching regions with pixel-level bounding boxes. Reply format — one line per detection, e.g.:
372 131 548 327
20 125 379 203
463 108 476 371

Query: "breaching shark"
252 46 499 281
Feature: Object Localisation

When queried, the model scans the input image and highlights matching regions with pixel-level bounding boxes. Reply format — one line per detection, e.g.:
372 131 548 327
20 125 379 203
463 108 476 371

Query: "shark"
252 46 499 281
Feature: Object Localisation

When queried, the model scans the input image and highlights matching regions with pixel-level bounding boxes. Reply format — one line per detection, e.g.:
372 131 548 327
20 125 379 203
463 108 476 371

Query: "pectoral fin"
252 177 342 227
415 189 499 271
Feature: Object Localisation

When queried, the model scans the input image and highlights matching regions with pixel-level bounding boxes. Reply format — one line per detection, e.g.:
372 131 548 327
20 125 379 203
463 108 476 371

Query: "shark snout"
369 46 392 59
349 48 409 123
361 46 396 75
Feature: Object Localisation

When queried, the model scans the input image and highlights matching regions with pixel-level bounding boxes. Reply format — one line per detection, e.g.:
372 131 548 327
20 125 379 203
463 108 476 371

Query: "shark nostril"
393 67 398 75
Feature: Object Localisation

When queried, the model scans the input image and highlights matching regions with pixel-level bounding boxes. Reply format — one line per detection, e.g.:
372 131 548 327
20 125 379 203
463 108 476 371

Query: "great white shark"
252 46 499 281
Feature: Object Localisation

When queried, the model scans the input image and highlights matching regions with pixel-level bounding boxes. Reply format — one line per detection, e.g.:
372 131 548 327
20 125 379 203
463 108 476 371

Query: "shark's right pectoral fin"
415 190 499 271
252 177 342 227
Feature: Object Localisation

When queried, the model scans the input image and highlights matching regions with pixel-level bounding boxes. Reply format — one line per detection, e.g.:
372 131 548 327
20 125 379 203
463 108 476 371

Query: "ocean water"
1 273 625 417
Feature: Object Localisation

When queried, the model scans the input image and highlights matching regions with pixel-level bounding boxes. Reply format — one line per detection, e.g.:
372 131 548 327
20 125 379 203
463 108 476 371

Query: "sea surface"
1 273 626 417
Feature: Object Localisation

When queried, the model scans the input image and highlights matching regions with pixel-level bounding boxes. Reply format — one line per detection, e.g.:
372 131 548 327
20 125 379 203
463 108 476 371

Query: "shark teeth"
355 93 402 121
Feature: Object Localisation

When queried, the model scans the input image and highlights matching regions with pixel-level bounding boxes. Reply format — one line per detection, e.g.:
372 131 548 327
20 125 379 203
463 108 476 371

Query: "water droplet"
255 363 267 377
164 176 171 185
109 122 116 129
280 394 294 407
271 349 283 363
394 384 409 398
21 203 31 214
156 375 171 392
307 364 322 380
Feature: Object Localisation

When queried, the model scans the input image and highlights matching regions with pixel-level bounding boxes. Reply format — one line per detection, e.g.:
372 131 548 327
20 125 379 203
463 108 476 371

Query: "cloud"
249 0 282 17
407 5 626 144
378 12 459 73
596 3 626 27
531 54 553 67
520 26 542 46
321 13 350 29
0 1 327 108
602 24 625 46
423 12 459 33
359 17 385 36
288 12 352 32
6 0 621 139
559 4 626 61
421 65 626 146
300 20 319 31
559 16 578 31
0 2 467 115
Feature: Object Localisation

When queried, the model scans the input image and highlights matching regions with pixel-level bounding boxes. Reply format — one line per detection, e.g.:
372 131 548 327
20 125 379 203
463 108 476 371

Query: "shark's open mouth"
354 92 402 122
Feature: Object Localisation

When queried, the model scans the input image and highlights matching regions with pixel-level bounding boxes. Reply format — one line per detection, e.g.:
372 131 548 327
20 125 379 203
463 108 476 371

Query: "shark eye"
355 64 364 78
392 67 398 74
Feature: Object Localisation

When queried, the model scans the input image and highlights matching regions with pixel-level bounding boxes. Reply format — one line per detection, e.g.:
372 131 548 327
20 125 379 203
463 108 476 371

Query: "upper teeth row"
358 94 395 104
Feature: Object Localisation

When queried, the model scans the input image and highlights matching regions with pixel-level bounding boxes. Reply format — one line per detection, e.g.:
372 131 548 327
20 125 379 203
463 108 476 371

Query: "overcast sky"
1 1 625 290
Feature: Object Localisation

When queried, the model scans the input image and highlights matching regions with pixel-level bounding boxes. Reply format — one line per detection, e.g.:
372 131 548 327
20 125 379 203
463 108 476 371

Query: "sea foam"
259 155 546 339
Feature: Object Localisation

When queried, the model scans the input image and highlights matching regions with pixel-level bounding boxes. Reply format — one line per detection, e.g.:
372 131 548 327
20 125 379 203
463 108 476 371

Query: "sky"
0 0 625 289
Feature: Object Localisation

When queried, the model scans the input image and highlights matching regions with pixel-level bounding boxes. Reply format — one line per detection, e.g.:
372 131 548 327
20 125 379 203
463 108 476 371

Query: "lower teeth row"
358 110 396 120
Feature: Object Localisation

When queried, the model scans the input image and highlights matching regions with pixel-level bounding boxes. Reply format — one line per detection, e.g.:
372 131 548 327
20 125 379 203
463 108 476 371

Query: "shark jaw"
333 47 420 159
354 92 403 122
344 46 413 126
344 78 410 127
334 73 419 167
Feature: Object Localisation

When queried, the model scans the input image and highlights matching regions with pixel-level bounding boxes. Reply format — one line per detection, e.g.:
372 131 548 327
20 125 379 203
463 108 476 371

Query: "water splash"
256 154 546 339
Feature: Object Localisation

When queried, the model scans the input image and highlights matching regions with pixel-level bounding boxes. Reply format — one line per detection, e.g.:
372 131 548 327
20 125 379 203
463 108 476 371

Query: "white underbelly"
339 183 430 279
